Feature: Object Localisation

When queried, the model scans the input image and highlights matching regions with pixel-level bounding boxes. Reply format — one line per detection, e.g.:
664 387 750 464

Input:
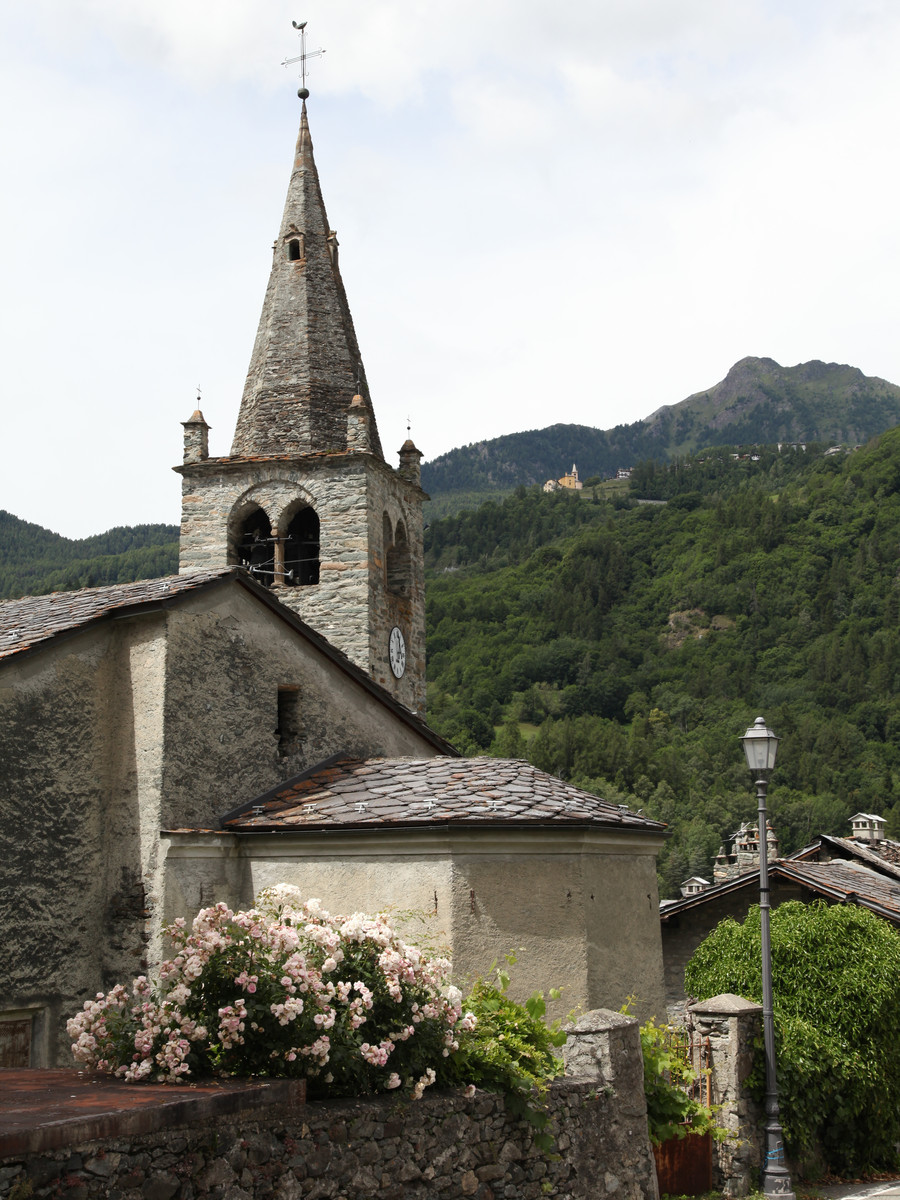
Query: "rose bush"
67 887 474 1099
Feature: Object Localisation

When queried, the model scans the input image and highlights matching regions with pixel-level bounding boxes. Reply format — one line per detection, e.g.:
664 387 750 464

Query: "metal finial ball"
298 87 310 99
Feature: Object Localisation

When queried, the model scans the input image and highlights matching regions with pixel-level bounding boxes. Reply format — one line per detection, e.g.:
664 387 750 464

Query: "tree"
685 901 900 1173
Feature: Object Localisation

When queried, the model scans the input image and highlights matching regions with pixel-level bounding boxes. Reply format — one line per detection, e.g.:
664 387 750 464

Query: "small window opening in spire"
233 506 274 587
287 237 303 261
283 506 320 586
276 687 303 758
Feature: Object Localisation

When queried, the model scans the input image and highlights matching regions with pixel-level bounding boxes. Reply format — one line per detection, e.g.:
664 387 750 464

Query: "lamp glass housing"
741 716 779 774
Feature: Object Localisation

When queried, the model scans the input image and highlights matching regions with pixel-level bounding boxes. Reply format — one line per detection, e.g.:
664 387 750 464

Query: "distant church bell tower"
175 85 427 714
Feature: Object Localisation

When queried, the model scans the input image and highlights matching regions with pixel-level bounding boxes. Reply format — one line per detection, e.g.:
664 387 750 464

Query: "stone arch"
278 496 320 587
386 516 412 597
229 501 274 587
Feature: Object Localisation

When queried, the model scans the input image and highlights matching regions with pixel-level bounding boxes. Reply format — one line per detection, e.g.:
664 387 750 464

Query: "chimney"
850 813 885 843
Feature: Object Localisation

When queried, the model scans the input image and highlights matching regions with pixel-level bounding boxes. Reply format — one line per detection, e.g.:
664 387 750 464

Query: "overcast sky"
3 1 900 538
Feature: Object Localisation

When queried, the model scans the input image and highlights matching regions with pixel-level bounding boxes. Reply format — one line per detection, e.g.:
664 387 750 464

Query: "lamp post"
740 717 795 1200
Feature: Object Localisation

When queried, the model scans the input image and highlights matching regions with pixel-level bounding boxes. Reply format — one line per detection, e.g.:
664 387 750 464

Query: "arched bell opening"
386 517 412 597
282 505 320 587
232 505 274 587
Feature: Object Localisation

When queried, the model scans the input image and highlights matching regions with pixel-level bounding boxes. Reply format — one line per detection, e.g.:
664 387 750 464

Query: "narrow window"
235 508 274 587
386 519 412 596
284 506 319 586
276 687 303 758
288 238 301 261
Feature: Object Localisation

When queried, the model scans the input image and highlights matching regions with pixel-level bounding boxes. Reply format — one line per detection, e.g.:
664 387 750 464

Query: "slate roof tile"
660 859 900 925
0 571 228 660
221 755 665 834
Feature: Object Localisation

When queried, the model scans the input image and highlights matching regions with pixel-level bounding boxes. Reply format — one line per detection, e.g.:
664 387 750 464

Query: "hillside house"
660 815 900 1006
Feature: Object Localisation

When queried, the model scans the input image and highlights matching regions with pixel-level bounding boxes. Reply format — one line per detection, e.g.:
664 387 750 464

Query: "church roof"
0 570 454 754
220 755 666 834
0 571 227 661
230 101 383 461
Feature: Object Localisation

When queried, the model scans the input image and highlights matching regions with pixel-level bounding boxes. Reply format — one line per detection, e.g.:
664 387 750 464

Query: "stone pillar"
687 993 764 1197
563 1009 660 1200
398 438 423 486
346 393 373 453
273 538 286 586
182 410 210 464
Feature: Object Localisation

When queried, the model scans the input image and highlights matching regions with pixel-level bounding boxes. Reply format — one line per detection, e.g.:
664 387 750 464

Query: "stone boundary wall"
0 1011 659 1200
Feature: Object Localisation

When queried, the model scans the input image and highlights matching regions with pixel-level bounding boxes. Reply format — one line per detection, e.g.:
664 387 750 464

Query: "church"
0 89 667 1068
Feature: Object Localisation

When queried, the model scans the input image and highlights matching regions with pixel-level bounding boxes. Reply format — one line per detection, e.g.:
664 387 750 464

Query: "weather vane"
281 20 326 99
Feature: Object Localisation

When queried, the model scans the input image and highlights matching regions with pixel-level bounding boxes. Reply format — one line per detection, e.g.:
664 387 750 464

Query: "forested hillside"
420 357 900 516
0 511 179 599
424 434 900 897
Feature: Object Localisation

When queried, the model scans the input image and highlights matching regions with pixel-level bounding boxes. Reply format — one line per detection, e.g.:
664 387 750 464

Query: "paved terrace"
0 1070 305 1157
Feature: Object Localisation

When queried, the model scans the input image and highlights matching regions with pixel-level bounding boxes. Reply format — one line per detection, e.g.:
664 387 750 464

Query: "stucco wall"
0 622 164 1065
158 585 430 832
1 577 442 1065
163 826 666 1023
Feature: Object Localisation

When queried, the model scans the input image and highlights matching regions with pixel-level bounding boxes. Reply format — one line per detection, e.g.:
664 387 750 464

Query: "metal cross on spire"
281 20 326 99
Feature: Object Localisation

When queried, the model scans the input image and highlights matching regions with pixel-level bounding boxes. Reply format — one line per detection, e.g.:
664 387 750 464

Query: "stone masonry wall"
177 452 425 713
0 1012 659 1200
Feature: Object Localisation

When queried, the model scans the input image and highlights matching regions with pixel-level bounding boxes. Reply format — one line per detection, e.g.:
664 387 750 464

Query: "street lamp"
740 717 795 1200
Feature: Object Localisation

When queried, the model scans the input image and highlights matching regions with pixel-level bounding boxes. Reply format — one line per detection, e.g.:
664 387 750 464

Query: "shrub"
444 962 566 1146
684 900 900 1172
638 1017 722 1145
68 888 471 1099
67 891 566 1127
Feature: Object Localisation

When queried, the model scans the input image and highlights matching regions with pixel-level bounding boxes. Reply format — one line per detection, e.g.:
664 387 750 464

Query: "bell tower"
175 94 427 714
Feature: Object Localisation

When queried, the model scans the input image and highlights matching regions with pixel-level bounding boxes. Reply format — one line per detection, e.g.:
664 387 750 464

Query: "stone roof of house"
789 834 900 881
220 755 667 834
659 858 900 926
777 860 900 923
0 571 455 754
230 101 383 461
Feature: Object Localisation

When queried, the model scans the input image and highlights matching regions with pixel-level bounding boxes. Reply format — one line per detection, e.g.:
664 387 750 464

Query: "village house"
660 815 900 1007
0 94 667 1067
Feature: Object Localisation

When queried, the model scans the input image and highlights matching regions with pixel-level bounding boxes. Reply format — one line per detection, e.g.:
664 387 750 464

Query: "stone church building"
0 97 666 1068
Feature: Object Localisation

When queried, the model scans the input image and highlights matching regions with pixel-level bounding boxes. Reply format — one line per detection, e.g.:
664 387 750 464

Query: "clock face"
389 626 406 679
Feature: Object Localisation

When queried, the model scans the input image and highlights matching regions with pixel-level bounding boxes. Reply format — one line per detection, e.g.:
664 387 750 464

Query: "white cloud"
2 1 900 536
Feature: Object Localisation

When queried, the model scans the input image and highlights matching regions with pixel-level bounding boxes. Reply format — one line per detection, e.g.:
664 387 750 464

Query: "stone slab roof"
0 571 226 661
220 755 666 834
817 834 900 879
659 858 900 926
777 859 900 922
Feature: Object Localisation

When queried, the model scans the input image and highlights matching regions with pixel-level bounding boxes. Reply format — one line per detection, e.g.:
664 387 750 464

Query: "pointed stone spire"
230 101 383 460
